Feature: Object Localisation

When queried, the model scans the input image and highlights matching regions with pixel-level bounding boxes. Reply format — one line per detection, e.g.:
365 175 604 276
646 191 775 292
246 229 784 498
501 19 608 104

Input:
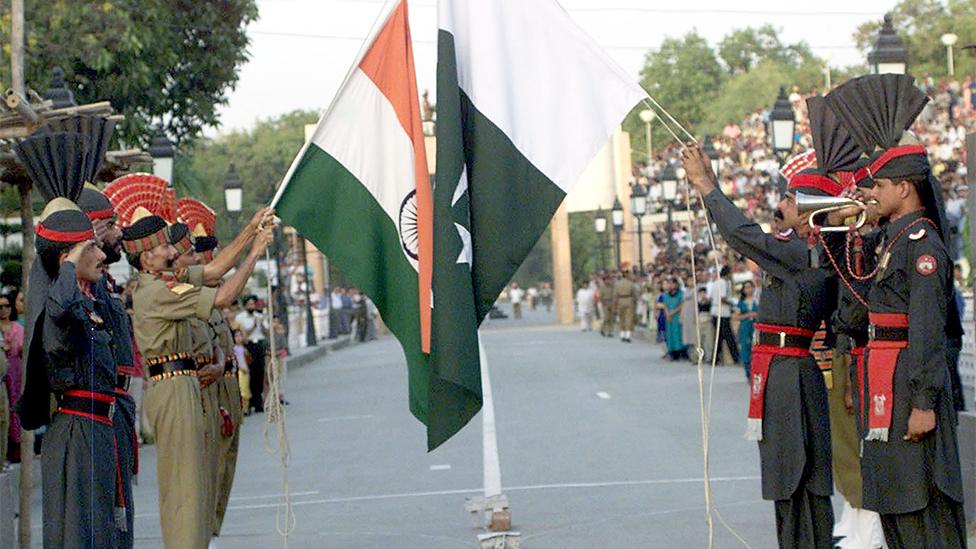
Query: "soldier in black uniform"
683 145 834 548
79 183 139 548
17 131 121 548
825 73 966 547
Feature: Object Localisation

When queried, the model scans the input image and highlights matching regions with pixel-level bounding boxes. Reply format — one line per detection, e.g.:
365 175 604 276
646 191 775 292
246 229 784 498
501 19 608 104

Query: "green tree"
180 109 319 242
718 25 817 75
629 31 725 156
0 0 258 146
853 0 976 78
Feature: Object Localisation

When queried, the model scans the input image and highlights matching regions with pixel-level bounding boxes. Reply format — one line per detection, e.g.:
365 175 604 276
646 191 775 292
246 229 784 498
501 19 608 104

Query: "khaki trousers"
213 375 243 535
145 375 209 548
616 300 635 332
201 381 221 536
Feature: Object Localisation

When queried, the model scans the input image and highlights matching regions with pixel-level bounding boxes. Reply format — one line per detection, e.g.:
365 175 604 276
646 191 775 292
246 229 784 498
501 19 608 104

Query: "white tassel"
865 428 888 442
115 506 127 531
745 418 763 441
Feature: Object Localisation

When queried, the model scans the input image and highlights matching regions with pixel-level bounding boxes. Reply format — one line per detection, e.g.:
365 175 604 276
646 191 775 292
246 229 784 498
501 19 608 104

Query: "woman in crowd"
734 280 758 379
0 292 23 462
660 277 686 361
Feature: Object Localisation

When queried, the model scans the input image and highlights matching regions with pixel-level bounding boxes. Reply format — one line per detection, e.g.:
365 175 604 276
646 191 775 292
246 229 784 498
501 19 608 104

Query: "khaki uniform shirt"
132 265 217 359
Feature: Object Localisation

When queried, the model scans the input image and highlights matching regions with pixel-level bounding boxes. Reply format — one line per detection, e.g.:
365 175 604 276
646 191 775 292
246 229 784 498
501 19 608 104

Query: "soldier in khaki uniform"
599 273 615 337
169 221 225 547
196 235 244 540
124 209 272 548
613 271 639 342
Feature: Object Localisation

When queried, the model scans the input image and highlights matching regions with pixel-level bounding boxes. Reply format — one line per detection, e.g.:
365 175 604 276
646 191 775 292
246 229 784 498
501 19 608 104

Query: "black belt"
58 390 116 423
116 373 131 392
868 324 908 341
148 358 198 380
756 332 813 349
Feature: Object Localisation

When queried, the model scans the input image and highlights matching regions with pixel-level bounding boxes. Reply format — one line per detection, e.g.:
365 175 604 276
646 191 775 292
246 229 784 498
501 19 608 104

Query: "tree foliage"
179 109 319 243
718 25 816 75
853 0 976 79
0 0 258 146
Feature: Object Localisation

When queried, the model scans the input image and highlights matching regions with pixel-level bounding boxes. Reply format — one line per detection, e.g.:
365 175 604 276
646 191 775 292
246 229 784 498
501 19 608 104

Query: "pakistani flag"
430 0 647 448
275 0 435 424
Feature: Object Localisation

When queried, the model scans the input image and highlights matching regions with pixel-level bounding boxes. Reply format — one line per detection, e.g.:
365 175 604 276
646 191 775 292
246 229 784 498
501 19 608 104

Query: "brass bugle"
795 191 873 232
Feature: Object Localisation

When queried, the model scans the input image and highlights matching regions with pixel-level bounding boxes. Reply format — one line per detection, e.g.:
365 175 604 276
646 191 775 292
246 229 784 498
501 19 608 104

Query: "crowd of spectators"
576 76 975 376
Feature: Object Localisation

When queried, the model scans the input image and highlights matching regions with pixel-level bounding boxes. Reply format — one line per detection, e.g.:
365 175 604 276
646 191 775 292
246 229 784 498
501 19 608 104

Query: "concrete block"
959 411 976 525
0 469 14 548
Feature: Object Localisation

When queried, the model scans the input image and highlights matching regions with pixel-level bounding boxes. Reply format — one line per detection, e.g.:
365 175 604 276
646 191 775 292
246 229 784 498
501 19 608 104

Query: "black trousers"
881 488 967 549
713 316 739 363
246 340 267 410
774 489 834 549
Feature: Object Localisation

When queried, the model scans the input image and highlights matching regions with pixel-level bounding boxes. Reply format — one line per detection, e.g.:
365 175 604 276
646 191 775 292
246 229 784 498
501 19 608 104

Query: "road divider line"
596 391 611 399
317 415 375 422
429 464 452 471
230 490 319 502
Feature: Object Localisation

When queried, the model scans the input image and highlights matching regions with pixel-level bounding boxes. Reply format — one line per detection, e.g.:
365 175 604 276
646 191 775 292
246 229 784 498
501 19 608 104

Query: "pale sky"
210 0 899 136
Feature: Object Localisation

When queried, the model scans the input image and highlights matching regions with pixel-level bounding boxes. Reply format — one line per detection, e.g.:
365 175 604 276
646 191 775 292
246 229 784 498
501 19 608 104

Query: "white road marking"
429 464 452 471
596 391 611 399
229 490 319 501
316 415 374 422
127 476 761 516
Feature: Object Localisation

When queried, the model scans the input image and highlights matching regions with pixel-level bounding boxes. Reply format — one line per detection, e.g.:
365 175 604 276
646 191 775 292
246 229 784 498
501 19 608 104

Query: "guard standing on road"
79 182 140 548
612 271 639 342
683 145 835 547
125 207 273 548
826 73 966 547
17 131 120 548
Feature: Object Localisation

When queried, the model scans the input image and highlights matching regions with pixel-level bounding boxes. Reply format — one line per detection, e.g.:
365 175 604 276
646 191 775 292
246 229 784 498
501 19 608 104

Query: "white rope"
262 248 296 547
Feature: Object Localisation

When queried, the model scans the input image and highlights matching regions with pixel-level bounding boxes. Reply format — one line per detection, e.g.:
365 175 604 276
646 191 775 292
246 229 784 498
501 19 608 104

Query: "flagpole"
477 331 503 498
270 0 399 209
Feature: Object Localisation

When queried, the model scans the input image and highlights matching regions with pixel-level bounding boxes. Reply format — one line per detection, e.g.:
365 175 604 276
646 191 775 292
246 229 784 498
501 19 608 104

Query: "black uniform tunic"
704 189 833 548
40 262 119 549
95 275 137 548
861 210 965 546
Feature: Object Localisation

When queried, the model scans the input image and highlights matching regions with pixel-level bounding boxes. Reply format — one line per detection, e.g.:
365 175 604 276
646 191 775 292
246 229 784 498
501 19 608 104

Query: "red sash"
864 312 909 442
746 324 815 441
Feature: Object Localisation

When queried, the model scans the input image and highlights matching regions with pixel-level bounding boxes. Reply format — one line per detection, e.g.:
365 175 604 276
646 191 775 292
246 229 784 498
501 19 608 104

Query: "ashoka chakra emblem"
398 190 419 260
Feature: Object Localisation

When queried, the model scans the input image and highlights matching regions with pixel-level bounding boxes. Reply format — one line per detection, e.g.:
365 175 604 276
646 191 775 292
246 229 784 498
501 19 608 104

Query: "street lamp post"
639 109 656 162
702 136 720 177
223 163 243 235
594 207 608 271
660 166 679 262
942 33 959 77
148 126 175 184
868 13 908 75
611 198 624 270
770 87 796 162
630 183 648 274
298 235 318 346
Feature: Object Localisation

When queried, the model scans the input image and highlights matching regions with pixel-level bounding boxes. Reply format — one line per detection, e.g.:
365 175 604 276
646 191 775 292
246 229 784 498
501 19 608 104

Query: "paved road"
35 305 816 548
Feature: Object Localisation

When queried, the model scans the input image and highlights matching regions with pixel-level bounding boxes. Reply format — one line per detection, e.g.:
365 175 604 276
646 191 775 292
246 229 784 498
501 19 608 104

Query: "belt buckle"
868 324 876 341
108 400 116 419
779 331 787 347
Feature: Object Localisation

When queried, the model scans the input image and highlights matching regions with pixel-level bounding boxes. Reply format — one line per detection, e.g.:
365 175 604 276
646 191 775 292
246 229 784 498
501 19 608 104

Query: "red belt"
746 324 815 441
864 312 909 442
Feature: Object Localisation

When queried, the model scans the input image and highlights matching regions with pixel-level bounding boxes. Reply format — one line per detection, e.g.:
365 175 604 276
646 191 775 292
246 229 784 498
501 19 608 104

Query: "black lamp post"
702 136 720 177
223 163 243 235
611 198 624 270
868 14 908 75
148 126 175 184
298 235 318 346
770 87 796 161
43 67 75 109
594 207 608 271
630 183 648 275
660 166 679 262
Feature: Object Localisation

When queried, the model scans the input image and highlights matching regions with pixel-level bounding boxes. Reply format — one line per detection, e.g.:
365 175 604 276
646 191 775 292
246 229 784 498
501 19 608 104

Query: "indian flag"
274 0 434 424
429 0 647 448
